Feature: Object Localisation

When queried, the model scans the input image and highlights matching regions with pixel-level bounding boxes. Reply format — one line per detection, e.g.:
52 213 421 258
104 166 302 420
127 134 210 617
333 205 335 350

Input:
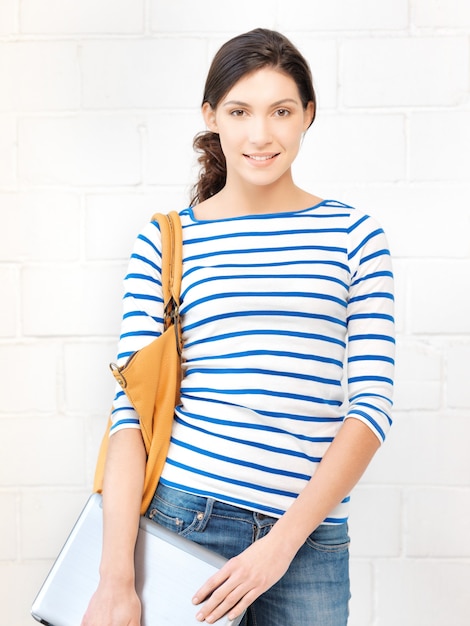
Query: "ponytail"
190 131 226 206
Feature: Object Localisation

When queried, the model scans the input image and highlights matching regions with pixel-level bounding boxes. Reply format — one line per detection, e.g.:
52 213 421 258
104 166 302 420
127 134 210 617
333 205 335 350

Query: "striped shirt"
110 200 395 523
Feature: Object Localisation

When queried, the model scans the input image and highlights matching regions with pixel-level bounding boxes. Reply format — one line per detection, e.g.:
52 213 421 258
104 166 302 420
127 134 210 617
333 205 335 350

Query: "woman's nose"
248 117 272 146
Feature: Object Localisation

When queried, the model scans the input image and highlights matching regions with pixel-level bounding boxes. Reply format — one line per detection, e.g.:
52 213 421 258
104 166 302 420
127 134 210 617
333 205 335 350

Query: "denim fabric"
145 484 350 626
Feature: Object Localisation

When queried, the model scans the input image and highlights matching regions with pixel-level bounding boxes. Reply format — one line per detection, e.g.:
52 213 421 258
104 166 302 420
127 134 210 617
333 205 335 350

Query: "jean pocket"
305 522 350 553
145 488 208 537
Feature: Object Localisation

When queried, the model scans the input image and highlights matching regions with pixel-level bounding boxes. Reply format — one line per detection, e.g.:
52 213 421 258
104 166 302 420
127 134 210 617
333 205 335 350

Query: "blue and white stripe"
110 200 395 523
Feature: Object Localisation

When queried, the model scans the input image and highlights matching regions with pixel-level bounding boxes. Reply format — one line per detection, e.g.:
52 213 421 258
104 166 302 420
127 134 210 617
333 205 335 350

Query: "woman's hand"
192 533 293 624
81 579 141 626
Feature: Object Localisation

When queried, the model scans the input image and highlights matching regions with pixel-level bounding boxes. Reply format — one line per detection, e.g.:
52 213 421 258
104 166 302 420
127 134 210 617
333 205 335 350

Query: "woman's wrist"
98 565 136 588
266 517 309 561
99 548 137 586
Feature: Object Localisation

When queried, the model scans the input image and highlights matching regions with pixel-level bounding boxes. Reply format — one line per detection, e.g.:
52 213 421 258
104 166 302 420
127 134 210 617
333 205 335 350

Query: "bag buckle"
109 362 127 388
164 296 182 356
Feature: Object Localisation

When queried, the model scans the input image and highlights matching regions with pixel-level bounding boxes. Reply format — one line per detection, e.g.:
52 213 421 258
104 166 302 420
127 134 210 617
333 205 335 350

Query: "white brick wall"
0 42 81 111
342 37 468 107
19 116 142 186
81 39 207 109
1 2 469 624
19 0 145 34
0 115 17 187
0 0 17 36
410 112 470 181
413 0 470 28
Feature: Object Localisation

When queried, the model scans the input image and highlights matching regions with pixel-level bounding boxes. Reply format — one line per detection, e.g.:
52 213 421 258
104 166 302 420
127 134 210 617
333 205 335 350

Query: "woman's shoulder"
321 200 385 231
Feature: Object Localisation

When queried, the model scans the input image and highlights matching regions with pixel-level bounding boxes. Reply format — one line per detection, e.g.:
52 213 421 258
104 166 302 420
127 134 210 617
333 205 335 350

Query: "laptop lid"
31 493 243 626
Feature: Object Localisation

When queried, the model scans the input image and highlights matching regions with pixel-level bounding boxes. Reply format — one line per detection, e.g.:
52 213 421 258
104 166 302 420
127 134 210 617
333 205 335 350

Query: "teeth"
248 154 276 161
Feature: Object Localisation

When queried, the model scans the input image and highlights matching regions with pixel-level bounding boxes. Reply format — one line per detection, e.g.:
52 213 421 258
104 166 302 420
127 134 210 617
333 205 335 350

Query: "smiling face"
202 67 314 193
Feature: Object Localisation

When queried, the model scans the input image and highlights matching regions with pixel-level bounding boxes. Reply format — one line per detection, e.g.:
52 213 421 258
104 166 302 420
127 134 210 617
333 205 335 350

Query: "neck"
218 172 301 216
192 173 322 222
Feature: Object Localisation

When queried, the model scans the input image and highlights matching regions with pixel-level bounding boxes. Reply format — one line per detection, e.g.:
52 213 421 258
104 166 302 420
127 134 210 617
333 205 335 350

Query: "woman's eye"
276 108 290 117
231 109 245 117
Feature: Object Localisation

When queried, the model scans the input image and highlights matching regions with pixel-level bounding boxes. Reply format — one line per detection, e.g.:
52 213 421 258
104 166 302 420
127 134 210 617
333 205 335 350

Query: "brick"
0 42 80 112
349 486 402 557
393 340 442 411
349 561 374 626
1 192 80 261
0 115 16 188
291 37 338 110
0 0 17 35
0 561 53 626
447 343 470 408
85 193 160 260
0 493 17 560
342 37 468 107
410 112 470 182
18 116 141 186
21 490 89 559
0 417 86 486
20 0 144 34
82 39 206 110
339 186 470 259
146 111 202 185
22 264 125 337
405 487 470 557
408 260 470 333
0 266 18 337
364 414 470 487
376 559 470 625
279 0 409 30
0 344 59 413
297 114 405 183
64 342 117 414
150 0 277 32
414 0 470 28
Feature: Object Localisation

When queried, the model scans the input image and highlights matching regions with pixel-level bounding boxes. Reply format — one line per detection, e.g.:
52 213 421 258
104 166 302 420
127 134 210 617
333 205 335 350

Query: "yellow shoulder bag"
93 211 183 514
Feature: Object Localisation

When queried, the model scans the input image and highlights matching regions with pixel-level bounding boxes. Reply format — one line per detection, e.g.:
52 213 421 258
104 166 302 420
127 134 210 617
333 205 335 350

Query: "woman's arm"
192 418 380 624
81 428 146 626
270 418 380 552
82 219 166 625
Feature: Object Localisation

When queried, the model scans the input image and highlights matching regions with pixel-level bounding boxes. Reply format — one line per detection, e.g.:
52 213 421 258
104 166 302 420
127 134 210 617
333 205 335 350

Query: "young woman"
82 28 395 626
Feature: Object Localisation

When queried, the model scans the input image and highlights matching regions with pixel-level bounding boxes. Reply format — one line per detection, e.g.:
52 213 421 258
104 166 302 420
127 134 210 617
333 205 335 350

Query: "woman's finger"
192 565 232 605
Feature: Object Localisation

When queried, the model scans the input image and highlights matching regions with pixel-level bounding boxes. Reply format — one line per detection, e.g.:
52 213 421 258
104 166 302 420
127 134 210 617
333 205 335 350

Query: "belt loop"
195 497 214 531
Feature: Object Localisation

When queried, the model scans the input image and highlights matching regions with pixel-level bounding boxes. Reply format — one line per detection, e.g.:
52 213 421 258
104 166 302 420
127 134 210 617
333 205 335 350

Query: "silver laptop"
31 493 244 626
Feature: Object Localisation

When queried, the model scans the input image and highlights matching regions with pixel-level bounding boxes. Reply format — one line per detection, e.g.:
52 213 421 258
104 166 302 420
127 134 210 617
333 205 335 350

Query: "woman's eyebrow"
271 98 300 107
222 98 300 108
222 100 249 108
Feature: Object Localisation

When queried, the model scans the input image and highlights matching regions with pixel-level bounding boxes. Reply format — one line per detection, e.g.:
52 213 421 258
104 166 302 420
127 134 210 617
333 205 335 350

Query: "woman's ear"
202 102 218 133
303 101 315 131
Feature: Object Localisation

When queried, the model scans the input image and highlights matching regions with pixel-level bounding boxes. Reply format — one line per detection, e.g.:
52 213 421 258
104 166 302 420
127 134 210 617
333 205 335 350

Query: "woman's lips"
244 153 280 165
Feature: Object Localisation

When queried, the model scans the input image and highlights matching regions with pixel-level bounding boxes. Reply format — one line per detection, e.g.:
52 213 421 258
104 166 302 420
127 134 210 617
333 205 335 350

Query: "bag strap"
93 211 182 498
152 211 183 353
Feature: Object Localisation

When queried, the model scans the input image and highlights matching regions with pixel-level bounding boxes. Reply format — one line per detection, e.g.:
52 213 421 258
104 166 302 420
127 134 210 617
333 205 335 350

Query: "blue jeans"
145 484 350 625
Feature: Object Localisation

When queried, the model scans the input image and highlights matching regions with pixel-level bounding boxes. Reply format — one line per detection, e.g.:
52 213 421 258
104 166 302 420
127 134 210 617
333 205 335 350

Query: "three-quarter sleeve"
345 213 395 442
109 220 164 435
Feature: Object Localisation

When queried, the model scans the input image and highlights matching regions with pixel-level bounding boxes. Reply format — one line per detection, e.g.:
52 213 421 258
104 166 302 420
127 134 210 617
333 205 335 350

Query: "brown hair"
190 28 316 206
